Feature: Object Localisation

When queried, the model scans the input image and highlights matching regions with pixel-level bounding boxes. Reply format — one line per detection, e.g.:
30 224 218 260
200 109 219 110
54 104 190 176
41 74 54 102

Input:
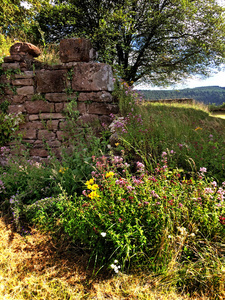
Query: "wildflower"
105 171 114 178
91 184 99 190
168 235 173 239
115 142 119 147
204 187 214 194
110 263 121 273
136 161 145 171
195 126 202 131
211 181 217 187
177 226 187 235
88 191 100 199
200 167 207 174
151 190 160 199
189 233 195 237
161 151 167 157
118 218 122 222
101 232 106 237
85 178 95 186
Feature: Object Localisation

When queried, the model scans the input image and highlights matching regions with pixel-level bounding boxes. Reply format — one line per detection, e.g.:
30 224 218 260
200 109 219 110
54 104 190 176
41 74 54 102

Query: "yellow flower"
85 178 95 186
115 143 119 147
105 171 114 178
88 191 100 199
91 184 99 190
59 167 68 174
195 127 202 131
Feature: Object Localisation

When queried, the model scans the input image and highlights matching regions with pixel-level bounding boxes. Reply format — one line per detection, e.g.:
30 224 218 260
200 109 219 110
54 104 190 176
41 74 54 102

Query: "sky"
135 70 225 90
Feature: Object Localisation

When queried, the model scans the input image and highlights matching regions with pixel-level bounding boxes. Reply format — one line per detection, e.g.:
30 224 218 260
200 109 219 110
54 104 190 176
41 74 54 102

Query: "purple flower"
211 181 217 187
200 167 207 173
161 152 167 157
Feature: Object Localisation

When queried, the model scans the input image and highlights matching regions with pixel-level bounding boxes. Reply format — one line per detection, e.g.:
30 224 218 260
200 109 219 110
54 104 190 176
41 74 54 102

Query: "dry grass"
0 216 214 300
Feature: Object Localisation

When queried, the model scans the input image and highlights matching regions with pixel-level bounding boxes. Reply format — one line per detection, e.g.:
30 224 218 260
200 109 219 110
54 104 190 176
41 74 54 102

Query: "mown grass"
0 216 213 300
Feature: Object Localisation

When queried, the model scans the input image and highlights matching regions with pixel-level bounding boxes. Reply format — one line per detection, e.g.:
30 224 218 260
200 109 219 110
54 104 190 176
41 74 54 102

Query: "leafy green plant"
25 155 225 295
0 112 24 146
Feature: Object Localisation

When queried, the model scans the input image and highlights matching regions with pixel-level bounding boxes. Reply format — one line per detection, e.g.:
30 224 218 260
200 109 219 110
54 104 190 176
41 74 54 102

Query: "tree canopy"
0 0 49 42
2 0 225 86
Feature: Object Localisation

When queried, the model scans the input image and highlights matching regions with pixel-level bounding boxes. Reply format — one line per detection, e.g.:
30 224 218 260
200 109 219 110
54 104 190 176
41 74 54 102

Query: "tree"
36 1 225 85
0 0 49 42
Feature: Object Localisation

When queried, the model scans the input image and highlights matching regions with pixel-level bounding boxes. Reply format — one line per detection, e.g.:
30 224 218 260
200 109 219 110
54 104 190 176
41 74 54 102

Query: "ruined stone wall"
0 39 119 160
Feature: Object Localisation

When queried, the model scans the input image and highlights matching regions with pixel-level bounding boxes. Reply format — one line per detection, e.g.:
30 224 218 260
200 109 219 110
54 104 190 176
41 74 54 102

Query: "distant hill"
138 86 225 106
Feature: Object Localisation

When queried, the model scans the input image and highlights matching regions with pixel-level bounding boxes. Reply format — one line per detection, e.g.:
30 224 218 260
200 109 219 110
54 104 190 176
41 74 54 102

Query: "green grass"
0 77 225 299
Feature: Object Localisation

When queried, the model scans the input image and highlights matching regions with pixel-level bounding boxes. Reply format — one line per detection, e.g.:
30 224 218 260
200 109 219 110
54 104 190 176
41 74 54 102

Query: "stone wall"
0 39 119 160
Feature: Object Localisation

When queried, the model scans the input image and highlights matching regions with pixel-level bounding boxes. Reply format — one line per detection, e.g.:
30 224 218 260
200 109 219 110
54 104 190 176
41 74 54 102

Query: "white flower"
114 260 118 263
189 233 195 237
168 235 173 239
101 232 106 237
177 226 187 236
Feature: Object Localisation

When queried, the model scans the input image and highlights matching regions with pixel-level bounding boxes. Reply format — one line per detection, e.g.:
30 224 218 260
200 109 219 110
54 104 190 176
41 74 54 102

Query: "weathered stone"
55 103 65 112
30 149 49 157
45 93 69 102
46 140 61 147
12 78 34 86
36 70 67 93
25 100 54 114
56 131 68 141
60 38 95 63
29 114 39 121
1 62 20 70
77 102 87 114
8 105 25 114
47 120 59 130
12 95 26 104
78 91 113 103
4 55 24 63
72 63 114 91
14 71 34 79
77 114 99 126
20 121 44 130
87 103 119 115
39 113 64 120
59 120 69 130
99 115 112 126
17 86 34 95
10 42 41 57
38 130 56 140
21 129 37 139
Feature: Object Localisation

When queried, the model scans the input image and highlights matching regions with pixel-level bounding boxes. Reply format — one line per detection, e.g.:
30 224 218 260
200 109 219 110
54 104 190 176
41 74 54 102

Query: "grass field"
0 216 213 300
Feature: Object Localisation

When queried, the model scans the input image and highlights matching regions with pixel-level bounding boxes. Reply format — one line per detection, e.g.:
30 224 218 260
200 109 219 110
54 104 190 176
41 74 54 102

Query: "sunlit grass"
0 216 211 300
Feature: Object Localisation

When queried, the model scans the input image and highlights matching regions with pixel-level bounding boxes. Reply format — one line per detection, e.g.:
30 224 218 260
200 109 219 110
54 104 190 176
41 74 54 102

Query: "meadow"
0 43 225 299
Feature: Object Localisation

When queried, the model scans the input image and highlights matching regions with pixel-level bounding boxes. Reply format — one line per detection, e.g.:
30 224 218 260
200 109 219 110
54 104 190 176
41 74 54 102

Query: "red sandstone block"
87 103 119 115
78 91 113 103
59 38 94 63
38 130 56 140
30 149 49 157
17 86 34 95
10 42 41 57
36 70 67 93
12 79 34 86
72 63 114 92
25 100 54 114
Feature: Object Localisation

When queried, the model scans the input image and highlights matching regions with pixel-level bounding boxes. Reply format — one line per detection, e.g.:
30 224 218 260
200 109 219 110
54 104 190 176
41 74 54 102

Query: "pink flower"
200 167 207 173
118 218 122 222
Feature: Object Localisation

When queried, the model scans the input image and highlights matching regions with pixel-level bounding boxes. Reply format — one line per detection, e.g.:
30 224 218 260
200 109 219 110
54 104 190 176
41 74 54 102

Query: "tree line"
139 86 225 105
